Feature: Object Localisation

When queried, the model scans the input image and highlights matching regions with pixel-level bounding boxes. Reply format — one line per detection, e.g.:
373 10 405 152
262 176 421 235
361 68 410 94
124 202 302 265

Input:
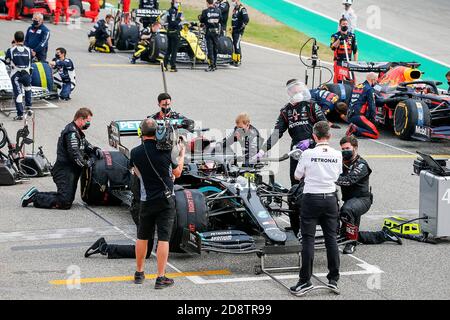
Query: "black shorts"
137 196 176 242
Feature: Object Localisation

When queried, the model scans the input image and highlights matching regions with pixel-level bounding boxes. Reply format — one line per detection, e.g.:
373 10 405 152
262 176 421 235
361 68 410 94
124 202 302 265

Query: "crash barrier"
242 0 450 87
80 150 130 206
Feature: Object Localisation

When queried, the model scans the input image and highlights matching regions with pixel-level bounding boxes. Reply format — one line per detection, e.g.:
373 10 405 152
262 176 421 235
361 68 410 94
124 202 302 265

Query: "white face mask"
289 93 305 104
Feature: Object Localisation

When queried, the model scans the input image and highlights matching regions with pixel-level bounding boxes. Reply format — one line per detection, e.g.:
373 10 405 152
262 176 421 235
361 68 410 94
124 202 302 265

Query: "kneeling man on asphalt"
131 118 185 288
290 121 342 296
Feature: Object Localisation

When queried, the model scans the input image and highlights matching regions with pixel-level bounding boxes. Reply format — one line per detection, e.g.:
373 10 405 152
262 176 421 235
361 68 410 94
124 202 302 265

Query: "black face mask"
32 20 39 27
341 26 348 32
82 121 91 130
162 107 171 115
55 54 61 59
342 150 354 161
448 81 450 86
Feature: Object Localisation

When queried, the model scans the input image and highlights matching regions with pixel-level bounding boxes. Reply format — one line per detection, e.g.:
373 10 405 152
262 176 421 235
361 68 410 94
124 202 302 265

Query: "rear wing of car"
343 61 421 73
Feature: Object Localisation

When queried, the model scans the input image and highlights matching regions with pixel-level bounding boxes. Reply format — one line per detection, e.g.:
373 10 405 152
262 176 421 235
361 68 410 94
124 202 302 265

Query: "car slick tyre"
393 99 430 140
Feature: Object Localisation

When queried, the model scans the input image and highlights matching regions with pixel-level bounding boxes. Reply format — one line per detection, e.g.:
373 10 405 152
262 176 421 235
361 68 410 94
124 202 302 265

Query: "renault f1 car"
343 61 450 141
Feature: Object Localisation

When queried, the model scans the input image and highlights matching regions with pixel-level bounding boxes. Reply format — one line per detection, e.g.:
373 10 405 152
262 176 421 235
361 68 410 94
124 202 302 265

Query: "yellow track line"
50 269 231 285
362 154 450 159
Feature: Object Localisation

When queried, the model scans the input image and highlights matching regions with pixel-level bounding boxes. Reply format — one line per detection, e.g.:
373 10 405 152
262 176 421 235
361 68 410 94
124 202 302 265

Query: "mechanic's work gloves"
295 139 311 152
95 148 104 160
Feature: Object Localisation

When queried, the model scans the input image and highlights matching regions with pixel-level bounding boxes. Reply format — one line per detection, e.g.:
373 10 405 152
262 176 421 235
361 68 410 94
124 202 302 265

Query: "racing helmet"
286 80 311 104
342 0 353 5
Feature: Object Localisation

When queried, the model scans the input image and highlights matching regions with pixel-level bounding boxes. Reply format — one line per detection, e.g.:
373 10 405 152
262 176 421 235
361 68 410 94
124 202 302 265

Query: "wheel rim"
394 103 408 136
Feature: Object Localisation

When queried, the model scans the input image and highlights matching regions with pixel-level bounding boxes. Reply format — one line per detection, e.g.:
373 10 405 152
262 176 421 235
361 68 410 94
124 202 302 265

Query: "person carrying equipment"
4 31 32 121
21 108 103 209
230 0 249 66
163 1 184 72
330 18 357 84
199 0 223 72
88 14 115 53
336 135 402 254
346 72 379 139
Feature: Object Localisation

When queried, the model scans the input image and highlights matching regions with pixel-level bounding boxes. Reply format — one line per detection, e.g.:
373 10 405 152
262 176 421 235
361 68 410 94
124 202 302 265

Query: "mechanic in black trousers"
163 0 184 72
139 0 159 28
290 121 342 296
336 135 402 254
4 31 32 121
257 79 327 186
199 0 223 72
230 0 249 66
216 0 230 36
21 108 103 209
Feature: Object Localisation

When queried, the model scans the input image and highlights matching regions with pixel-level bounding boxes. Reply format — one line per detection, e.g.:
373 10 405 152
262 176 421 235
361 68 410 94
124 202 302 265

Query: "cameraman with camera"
131 118 185 288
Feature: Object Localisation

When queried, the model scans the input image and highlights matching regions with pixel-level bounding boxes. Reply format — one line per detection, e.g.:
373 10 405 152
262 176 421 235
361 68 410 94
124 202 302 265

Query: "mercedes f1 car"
343 61 450 141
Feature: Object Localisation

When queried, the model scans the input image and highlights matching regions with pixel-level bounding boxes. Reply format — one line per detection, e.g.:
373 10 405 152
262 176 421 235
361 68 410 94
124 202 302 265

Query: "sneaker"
134 271 145 284
110 47 116 53
205 65 215 72
21 187 38 207
346 123 357 136
13 115 23 121
343 242 356 254
130 57 136 64
155 276 174 289
84 237 107 257
327 279 339 291
289 280 314 296
88 46 93 53
169 67 178 72
382 227 402 245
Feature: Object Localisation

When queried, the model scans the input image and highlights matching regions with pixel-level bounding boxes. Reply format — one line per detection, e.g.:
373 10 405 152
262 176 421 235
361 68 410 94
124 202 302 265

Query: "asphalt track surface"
288 0 450 65
1 17 450 300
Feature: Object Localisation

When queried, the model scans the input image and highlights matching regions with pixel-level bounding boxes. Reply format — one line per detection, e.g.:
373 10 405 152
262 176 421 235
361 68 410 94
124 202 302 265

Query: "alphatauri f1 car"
344 61 450 141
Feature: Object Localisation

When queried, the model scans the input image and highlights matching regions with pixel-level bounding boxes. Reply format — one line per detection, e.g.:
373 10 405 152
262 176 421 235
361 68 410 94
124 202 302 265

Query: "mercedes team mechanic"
257 79 327 186
139 0 159 28
346 72 379 139
216 0 230 35
230 0 249 66
199 0 223 72
336 136 402 254
330 17 357 84
49 47 75 100
21 108 103 209
24 13 50 62
215 112 263 167
4 31 32 121
291 121 342 296
88 14 115 53
163 0 184 72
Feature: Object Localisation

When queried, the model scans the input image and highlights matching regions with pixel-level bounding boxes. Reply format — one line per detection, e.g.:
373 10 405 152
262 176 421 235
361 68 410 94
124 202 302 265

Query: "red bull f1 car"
344 61 450 141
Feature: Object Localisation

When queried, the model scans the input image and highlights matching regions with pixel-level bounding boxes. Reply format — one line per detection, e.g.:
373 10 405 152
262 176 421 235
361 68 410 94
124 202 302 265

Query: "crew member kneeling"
336 135 402 254
88 14 115 53
131 118 185 288
21 108 103 209
346 72 379 139
291 121 342 296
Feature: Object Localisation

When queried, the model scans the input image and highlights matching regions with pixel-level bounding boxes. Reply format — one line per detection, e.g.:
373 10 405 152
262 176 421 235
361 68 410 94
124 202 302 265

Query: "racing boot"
21 187 39 207
346 123 358 136
382 227 402 245
205 64 215 72
343 241 357 254
84 237 108 257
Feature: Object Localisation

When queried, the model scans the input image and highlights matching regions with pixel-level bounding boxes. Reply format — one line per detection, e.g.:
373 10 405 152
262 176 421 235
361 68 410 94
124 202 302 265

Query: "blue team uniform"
24 24 50 62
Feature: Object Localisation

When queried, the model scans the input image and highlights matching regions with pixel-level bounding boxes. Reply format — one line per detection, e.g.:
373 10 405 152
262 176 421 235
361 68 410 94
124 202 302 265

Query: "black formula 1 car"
343 61 450 141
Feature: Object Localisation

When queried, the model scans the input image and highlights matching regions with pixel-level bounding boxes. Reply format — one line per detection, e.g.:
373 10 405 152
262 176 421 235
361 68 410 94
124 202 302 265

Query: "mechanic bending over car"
131 20 162 64
256 79 327 186
320 82 353 110
4 31 32 121
139 0 159 28
291 121 342 296
213 112 263 167
131 118 186 288
49 47 75 101
330 17 358 84
24 13 50 62
336 135 402 254
309 87 348 128
216 0 230 36
21 108 103 209
163 0 184 72
88 14 115 53
230 0 249 66
199 0 223 72
346 72 379 139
